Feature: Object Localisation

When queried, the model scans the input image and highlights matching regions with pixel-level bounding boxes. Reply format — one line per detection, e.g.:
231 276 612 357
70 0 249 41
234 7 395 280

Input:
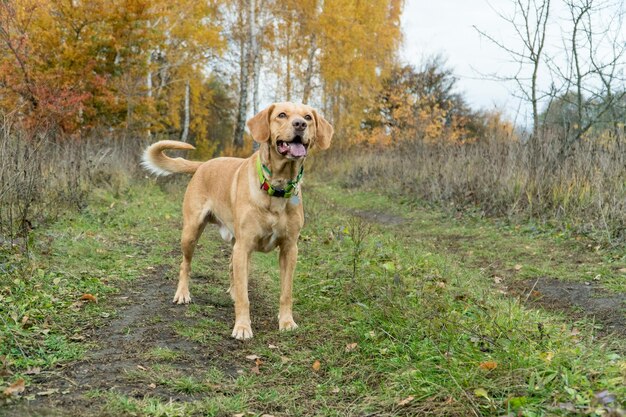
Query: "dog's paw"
231 323 253 340
279 318 299 332
172 291 191 304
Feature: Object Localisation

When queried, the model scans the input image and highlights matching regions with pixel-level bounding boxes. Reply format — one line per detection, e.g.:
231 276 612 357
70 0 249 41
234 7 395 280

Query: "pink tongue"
289 142 307 157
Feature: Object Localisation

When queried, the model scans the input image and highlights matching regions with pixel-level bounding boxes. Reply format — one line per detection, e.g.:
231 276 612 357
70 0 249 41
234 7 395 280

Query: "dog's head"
247 102 333 159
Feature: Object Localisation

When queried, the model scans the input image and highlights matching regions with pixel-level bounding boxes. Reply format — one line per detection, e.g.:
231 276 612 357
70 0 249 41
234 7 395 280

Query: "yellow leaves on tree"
317 0 402 135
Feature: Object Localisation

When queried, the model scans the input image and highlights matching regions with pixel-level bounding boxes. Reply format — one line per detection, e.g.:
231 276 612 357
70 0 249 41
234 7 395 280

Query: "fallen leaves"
345 342 358 352
233 414 275 417
25 367 41 375
478 361 498 371
0 356 11 377
3 378 25 397
474 387 490 400
36 388 58 396
250 358 263 375
540 351 555 362
311 360 321 372
514 264 523 271
80 293 97 303
398 395 415 406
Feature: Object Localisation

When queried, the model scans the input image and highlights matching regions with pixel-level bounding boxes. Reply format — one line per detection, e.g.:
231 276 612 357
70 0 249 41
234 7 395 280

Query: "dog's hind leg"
173 215 207 304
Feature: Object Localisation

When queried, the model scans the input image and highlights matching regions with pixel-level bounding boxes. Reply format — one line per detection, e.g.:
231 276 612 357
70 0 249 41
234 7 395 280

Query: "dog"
141 102 333 340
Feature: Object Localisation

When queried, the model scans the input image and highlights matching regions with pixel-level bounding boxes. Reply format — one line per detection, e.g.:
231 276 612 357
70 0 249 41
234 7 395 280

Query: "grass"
312 135 626 248
1 179 624 416
0 184 181 374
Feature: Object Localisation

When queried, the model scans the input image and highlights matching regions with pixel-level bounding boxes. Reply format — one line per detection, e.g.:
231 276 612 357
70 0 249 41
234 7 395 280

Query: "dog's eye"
304 114 312 121
277 112 287 119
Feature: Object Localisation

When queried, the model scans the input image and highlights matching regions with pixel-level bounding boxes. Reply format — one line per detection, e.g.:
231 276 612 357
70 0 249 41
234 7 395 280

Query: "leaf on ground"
514 264 523 271
245 354 260 361
250 358 263 375
37 388 58 396
268 344 278 349
312 360 321 372
493 276 503 284
479 361 498 370
345 342 358 352
136 365 147 371
0 356 11 377
80 293 97 303
398 395 414 406
25 367 41 375
3 378 25 397
474 388 490 399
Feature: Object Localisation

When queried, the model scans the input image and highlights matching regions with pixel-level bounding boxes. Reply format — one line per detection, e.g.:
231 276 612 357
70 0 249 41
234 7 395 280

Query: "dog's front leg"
231 242 253 340
278 242 299 332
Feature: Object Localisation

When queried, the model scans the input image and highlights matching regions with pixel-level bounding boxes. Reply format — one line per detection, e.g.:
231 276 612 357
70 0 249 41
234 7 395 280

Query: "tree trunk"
146 53 153 98
233 1 251 148
302 35 317 104
250 0 260 115
180 79 190 143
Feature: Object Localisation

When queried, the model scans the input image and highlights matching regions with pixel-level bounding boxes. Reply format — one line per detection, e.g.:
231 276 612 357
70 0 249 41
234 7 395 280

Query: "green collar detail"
256 155 303 198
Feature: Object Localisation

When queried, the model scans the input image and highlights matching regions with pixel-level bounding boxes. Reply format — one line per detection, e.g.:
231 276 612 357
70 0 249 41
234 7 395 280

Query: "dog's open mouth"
277 135 308 158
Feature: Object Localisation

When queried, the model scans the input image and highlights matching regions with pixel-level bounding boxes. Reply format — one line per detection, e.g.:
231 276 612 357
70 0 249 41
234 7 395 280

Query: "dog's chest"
257 216 287 253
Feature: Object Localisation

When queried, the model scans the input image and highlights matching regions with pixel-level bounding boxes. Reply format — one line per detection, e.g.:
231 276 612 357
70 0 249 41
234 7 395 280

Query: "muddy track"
4 257 273 417
510 278 626 337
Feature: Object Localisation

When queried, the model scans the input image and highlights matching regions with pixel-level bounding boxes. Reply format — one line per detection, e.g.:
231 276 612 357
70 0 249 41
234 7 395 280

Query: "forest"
1 0 625 416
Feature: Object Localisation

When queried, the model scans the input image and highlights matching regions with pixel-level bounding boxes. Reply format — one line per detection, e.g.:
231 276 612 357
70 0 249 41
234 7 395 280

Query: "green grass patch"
2 179 624 416
0 182 182 383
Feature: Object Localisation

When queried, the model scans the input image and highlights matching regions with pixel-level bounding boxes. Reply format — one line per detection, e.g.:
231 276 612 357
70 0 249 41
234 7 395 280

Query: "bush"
0 115 139 246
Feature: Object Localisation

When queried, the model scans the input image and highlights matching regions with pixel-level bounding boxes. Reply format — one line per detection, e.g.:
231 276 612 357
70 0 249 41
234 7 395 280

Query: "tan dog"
141 102 333 340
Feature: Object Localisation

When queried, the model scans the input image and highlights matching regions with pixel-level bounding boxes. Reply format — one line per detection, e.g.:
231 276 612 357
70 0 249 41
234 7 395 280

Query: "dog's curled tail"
141 140 202 177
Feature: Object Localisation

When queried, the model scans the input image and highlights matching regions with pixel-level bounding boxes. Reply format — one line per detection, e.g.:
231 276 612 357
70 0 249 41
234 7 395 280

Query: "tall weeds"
0 115 139 246
315 130 625 246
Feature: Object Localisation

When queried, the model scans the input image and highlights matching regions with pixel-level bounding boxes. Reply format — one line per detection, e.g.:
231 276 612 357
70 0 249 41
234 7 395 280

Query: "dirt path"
511 278 626 336
4 258 269 416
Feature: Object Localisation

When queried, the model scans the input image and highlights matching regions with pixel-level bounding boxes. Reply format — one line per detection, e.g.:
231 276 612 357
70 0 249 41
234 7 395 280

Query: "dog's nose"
292 118 307 131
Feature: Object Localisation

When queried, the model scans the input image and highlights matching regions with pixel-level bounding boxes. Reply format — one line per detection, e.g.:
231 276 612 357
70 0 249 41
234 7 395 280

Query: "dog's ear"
313 110 333 150
247 104 275 143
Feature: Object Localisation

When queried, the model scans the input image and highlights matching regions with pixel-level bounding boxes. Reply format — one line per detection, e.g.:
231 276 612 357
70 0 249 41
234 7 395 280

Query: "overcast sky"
401 0 538 123
400 0 625 124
